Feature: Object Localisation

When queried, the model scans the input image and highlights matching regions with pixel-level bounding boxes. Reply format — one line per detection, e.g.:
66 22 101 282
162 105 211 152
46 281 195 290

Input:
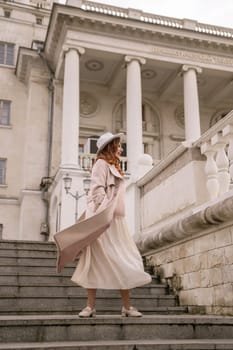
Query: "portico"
44 1 233 172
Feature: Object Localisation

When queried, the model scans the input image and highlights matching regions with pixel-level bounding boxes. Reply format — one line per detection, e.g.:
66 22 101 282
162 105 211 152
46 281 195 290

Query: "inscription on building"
151 46 233 67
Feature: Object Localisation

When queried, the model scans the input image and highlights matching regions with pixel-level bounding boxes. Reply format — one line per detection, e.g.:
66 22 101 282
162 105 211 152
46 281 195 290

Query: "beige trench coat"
54 159 123 272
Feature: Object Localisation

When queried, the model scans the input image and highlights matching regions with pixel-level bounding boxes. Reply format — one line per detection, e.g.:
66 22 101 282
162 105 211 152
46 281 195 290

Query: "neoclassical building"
1 0 233 314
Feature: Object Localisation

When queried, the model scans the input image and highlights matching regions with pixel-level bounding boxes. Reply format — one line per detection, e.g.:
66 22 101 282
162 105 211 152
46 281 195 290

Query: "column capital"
182 64 202 74
125 55 146 65
62 45 85 56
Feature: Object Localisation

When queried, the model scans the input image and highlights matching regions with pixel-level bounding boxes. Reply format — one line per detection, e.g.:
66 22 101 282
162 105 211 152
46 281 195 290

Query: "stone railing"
67 0 233 38
136 109 233 239
69 0 128 18
194 110 233 201
78 153 96 171
135 112 233 316
195 22 233 38
78 153 128 172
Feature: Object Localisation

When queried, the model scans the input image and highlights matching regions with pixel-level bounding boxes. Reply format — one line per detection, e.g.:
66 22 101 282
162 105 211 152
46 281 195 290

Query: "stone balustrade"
195 110 233 200
67 0 233 38
78 153 96 171
135 111 233 316
78 153 128 172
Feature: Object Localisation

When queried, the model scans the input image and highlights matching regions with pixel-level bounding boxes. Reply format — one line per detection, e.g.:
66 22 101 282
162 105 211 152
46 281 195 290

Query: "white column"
61 47 85 168
182 65 202 142
125 56 145 173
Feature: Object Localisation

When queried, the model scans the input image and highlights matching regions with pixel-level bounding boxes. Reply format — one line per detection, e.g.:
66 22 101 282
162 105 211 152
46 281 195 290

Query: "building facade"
0 0 233 238
1 0 233 315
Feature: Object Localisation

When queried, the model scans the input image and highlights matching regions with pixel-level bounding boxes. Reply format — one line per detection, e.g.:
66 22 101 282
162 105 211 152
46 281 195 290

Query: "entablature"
44 3 233 77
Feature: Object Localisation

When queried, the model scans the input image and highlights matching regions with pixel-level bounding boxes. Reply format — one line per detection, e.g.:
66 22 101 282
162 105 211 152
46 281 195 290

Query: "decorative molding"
182 64 202 74
80 92 99 118
169 134 185 141
125 55 146 65
151 46 233 68
15 48 50 84
79 124 106 137
135 192 233 256
62 45 85 56
142 69 156 79
85 59 104 71
0 197 19 205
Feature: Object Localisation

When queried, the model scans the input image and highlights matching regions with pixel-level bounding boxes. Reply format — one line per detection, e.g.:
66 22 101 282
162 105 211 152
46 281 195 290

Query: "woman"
71 132 152 317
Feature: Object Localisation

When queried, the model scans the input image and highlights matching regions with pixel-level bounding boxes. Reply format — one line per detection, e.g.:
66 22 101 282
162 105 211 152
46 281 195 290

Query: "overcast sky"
59 0 233 29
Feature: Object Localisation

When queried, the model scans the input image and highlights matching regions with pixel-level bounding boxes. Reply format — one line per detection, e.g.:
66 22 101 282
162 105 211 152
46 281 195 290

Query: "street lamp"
63 173 91 222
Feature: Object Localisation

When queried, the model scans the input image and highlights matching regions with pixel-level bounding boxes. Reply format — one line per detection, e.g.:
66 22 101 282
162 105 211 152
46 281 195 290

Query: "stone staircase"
0 240 233 349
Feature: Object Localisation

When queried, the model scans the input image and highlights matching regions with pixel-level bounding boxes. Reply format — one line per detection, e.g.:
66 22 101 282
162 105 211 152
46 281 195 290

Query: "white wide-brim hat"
97 132 123 153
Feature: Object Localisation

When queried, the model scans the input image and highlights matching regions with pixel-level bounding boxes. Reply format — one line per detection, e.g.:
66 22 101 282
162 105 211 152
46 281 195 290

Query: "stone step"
0 267 160 283
0 284 167 297
0 273 75 285
1 339 233 350
0 294 178 310
0 263 159 280
0 248 57 259
0 272 159 288
0 257 58 266
0 305 186 315
0 265 75 275
0 240 56 251
0 315 233 343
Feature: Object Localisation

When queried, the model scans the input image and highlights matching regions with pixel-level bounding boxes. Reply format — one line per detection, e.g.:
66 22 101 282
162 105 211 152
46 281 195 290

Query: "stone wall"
136 193 233 315
147 223 233 315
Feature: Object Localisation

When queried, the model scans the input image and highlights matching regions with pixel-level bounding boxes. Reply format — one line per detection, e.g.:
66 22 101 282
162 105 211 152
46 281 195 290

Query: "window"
0 42 14 66
36 17 43 25
0 100 11 125
4 10 11 18
0 159 6 185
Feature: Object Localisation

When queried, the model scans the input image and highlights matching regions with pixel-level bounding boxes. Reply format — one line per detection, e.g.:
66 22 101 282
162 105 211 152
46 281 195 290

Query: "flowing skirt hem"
71 275 152 290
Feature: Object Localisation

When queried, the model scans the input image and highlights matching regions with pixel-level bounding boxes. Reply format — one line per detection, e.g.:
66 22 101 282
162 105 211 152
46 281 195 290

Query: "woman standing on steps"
71 132 152 317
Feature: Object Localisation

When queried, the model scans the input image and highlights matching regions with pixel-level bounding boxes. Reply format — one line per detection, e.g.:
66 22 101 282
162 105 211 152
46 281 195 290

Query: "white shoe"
78 306 96 318
121 306 142 317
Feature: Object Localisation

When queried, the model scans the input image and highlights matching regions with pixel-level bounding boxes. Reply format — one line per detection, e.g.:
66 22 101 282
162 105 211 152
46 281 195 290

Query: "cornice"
51 4 233 50
42 3 233 77
0 0 51 14
15 47 50 84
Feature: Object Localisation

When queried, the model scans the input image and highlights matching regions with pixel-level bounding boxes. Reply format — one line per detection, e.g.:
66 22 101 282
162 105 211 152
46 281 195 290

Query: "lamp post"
63 173 91 222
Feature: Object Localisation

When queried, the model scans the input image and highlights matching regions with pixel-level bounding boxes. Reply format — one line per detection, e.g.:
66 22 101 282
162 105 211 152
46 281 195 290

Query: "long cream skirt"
71 216 152 289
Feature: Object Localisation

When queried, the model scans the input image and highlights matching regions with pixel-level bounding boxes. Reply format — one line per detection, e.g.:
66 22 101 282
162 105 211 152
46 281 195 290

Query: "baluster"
222 124 233 187
201 142 219 200
87 156 93 171
212 133 230 195
79 154 83 170
83 155 88 170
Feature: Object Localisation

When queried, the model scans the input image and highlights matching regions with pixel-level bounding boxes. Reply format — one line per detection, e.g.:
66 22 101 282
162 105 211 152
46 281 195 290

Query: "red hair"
97 137 123 176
